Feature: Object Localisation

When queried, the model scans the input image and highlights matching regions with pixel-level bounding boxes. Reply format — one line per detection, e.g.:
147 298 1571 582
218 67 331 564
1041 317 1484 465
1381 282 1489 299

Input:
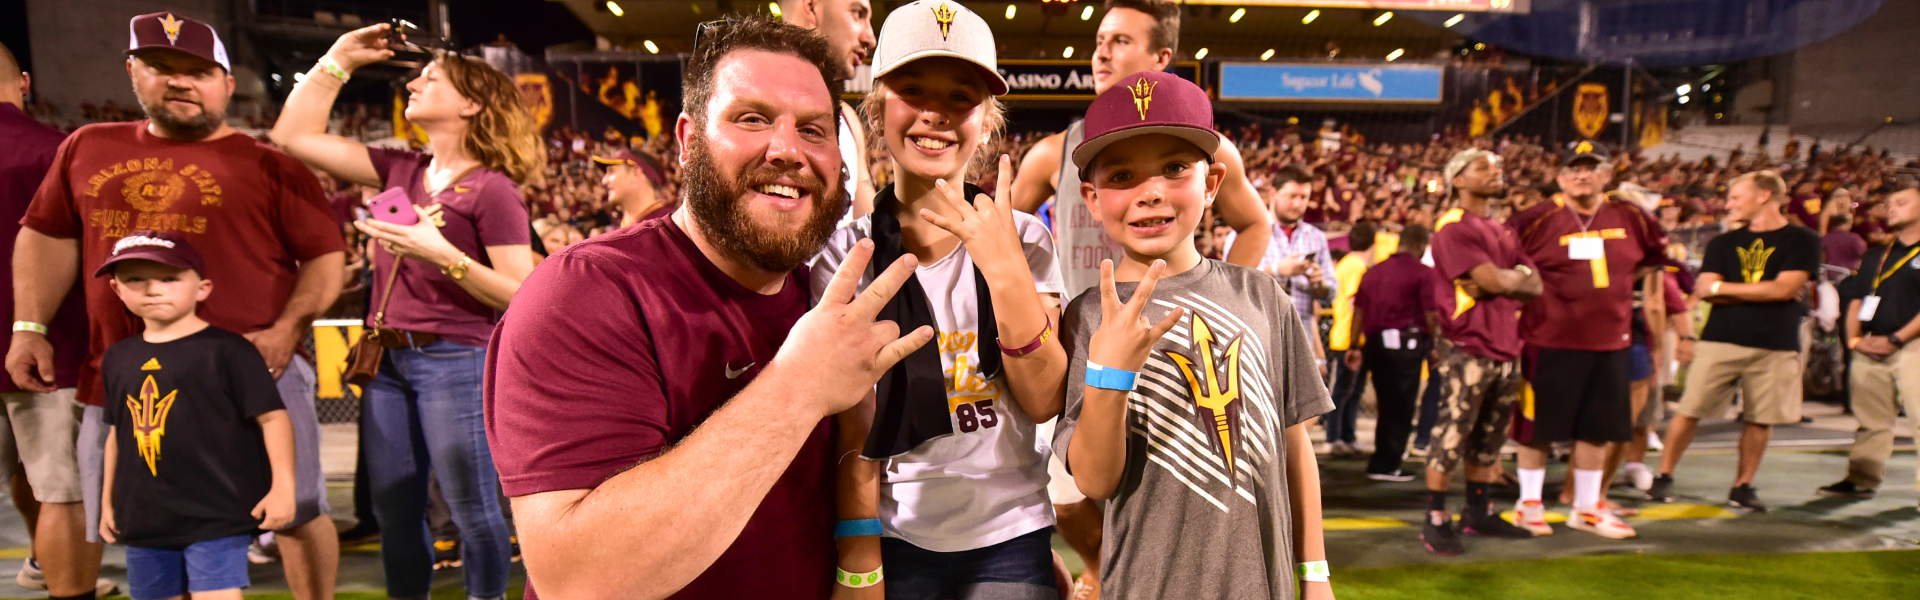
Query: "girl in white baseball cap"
810 1 1068 598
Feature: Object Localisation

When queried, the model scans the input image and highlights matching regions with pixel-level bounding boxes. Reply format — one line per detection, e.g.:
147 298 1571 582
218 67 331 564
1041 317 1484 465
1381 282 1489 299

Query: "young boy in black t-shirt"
94 230 295 600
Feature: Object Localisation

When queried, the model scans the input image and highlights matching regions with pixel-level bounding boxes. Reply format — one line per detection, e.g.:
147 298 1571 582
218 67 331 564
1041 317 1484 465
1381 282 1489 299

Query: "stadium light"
1230 8 1246 23
1006 4 1016 19
1386 48 1404 61
1676 84 1691 95
644 40 659 54
1703 84 1711 91
1261 49 1275 61
607 1 624 17
294 72 308 83
1063 46 1075 58
1302 9 1318 24
1445 14 1464 27
1194 47 1209 60
1474 43 1486 50
1081 5 1094 20
768 2 781 16
1679 96 1690 104
1374 11 1392 26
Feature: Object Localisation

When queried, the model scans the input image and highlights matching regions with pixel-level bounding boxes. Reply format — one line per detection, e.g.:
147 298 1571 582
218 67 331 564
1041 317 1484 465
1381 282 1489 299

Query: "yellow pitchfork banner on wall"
312 319 365 399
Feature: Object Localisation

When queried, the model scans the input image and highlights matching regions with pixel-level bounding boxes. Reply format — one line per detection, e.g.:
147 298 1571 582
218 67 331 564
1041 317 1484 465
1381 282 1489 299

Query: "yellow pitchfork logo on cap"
1574 140 1594 155
160 13 184 45
932 3 956 40
1128 77 1157 120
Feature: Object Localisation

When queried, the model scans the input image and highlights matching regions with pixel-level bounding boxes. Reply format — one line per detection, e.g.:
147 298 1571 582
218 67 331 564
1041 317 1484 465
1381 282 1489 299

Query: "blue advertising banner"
1218 63 1445 103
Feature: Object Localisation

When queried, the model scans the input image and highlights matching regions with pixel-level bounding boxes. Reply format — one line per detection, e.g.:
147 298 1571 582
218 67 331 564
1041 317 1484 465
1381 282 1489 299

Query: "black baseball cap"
1564 140 1611 166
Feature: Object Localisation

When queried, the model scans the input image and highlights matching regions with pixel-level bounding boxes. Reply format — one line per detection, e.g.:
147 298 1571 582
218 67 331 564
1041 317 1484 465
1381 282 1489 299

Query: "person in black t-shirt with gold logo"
1821 183 1920 500
1649 171 1822 512
93 230 295 600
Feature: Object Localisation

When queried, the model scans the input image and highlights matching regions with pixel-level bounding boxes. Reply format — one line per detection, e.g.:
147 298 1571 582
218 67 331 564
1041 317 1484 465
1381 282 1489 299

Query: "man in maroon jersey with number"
1507 142 1666 541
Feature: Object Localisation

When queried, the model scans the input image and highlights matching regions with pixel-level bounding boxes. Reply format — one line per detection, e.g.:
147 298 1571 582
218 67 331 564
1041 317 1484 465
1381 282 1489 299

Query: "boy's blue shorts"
125 534 252 600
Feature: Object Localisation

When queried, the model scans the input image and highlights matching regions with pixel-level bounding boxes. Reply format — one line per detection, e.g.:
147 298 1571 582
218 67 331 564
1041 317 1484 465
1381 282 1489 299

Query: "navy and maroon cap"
95 230 207 278
591 149 667 189
1072 71 1220 177
126 12 231 72
1563 139 1612 166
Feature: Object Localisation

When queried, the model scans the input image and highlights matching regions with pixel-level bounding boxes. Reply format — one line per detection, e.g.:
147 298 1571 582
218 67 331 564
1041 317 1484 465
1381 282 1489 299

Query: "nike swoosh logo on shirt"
725 362 754 380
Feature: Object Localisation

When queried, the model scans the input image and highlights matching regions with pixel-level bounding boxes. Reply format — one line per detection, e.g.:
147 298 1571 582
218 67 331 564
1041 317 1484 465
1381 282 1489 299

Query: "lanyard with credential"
1861 244 1920 322
1870 245 1920 293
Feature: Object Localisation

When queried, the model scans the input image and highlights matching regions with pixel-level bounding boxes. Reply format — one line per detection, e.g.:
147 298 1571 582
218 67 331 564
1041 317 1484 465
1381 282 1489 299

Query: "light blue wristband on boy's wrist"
1085 362 1139 392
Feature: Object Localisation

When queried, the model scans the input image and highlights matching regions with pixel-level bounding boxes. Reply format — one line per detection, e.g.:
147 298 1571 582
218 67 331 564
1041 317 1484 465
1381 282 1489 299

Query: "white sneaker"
1647 431 1664 452
1623 463 1655 491
1567 506 1637 540
96 577 120 597
1514 500 1554 536
16 558 43 591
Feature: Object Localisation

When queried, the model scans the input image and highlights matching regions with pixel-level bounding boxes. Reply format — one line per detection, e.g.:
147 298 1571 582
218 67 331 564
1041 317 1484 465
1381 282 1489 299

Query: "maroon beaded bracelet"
997 320 1053 357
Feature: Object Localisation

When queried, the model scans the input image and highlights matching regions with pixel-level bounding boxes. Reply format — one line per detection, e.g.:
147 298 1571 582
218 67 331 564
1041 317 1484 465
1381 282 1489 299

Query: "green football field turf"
214 549 1920 600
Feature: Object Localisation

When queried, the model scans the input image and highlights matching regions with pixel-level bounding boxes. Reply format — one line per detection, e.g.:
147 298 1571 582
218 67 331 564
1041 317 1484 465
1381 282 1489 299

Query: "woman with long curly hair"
269 23 536 600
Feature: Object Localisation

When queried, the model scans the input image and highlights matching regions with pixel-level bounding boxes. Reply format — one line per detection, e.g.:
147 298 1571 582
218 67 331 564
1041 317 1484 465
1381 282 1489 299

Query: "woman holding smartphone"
269 23 539 600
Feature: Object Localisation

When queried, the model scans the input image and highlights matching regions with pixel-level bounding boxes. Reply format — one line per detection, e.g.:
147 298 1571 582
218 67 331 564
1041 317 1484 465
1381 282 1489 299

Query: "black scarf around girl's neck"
863 182 1001 459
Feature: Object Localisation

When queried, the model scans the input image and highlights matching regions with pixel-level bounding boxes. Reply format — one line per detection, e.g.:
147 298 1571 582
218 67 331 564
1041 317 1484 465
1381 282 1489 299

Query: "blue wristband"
834 519 883 538
1085 362 1139 392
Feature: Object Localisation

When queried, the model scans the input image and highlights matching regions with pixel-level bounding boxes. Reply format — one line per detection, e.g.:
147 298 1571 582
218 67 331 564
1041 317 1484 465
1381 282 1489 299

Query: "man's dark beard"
681 135 848 274
139 93 223 140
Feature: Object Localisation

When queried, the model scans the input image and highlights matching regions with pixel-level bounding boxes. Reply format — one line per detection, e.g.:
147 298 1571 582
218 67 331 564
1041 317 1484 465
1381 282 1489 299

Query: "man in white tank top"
1005 2 1274 597
781 0 879 218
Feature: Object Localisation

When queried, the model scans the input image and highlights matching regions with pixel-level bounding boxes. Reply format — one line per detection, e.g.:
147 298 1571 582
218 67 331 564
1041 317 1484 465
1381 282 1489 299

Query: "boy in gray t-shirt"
1051 72 1336 600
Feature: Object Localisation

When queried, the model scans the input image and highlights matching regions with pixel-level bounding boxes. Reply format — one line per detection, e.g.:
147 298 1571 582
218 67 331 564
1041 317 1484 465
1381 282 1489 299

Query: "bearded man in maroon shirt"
485 16 932 600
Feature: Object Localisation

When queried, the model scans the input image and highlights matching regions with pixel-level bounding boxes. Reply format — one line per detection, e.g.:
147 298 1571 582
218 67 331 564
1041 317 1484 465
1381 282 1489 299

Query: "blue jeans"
363 339 512 599
880 527 1058 600
1323 356 1368 445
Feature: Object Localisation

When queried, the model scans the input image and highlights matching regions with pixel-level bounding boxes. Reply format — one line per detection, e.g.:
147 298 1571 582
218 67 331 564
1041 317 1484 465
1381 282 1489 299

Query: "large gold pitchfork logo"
128 375 179 477
1167 313 1244 476
1736 238 1774 283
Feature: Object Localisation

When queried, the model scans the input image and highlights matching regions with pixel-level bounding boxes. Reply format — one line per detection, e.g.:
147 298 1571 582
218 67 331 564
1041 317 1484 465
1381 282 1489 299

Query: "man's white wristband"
1298 560 1330 582
12 321 46 335
836 566 883 588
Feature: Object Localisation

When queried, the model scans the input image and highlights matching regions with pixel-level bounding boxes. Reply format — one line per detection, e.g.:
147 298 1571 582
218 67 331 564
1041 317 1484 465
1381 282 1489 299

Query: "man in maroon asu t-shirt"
1508 142 1666 541
485 17 931 600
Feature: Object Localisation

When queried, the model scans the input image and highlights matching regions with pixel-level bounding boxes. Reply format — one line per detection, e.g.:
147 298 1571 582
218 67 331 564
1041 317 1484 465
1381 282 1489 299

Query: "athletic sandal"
1602 500 1639 518
1421 511 1465 556
1461 505 1535 538
1513 500 1554 536
1567 507 1637 540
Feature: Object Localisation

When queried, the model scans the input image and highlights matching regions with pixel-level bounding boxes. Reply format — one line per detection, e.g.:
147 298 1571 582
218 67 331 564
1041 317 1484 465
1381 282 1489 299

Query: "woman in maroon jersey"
270 23 541 600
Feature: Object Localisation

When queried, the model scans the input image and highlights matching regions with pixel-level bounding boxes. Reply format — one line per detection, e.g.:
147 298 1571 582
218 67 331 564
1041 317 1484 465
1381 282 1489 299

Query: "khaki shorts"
1675 341 1803 426
0 389 85 503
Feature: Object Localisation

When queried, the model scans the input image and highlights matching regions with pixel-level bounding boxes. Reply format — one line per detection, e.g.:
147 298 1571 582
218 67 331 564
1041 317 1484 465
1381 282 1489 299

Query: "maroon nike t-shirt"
1508 195 1666 352
1431 207 1532 361
485 217 832 600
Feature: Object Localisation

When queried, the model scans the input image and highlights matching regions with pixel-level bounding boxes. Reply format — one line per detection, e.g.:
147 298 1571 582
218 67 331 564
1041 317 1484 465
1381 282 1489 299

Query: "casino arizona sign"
994 59 1203 101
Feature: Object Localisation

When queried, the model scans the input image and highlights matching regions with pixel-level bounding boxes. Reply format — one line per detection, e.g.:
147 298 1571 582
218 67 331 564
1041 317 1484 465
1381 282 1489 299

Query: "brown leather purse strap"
368 246 405 330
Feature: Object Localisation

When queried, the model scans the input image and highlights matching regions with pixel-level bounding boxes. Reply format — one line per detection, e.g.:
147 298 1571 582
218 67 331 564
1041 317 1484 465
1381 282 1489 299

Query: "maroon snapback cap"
95 230 208 278
126 12 231 72
1072 71 1219 177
